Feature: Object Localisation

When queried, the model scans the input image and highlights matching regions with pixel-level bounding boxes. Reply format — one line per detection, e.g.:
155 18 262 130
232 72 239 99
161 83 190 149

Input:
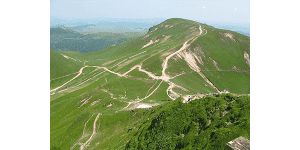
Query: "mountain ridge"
50 18 250 150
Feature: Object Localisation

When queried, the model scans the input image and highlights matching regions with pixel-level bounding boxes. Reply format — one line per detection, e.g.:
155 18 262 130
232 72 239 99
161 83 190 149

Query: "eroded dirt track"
51 24 221 109
80 113 102 150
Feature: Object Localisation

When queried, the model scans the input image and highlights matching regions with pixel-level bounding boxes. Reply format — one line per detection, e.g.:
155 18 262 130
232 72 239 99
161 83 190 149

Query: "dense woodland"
126 94 250 149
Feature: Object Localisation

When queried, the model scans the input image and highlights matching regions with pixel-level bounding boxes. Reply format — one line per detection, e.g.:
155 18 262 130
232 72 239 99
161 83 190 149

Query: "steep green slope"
126 94 250 149
50 49 83 79
50 18 250 150
69 18 250 94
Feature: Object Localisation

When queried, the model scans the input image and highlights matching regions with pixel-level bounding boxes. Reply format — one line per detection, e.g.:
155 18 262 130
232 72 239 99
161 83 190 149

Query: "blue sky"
51 0 249 26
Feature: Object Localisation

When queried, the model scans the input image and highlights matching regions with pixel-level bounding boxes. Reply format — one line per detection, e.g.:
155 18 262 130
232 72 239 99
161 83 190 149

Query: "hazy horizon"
51 0 249 36
51 0 249 25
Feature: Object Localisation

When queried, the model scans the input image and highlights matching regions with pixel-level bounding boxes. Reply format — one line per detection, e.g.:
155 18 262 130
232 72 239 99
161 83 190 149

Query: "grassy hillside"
50 18 250 150
51 94 249 150
126 94 250 149
59 18 250 94
50 49 83 80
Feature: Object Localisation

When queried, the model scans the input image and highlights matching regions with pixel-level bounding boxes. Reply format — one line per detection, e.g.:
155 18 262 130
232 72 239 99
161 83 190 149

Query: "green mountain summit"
50 18 250 150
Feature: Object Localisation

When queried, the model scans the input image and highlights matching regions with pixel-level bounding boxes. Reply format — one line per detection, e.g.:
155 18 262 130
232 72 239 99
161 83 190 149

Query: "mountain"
50 18 250 150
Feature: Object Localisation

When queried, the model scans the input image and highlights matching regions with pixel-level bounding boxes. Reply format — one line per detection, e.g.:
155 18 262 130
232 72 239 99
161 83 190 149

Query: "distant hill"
50 18 250 150
50 27 144 53
50 27 78 35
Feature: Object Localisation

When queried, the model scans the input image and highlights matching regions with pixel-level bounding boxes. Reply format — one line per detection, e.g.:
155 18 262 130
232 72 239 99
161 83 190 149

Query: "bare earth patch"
61 54 79 61
131 103 159 109
232 66 237 71
142 34 149 40
90 99 100 106
102 57 123 66
244 51 250 66
80 113 102 150
141 39 159 49
222 33 236 42
209 57 221 71
161 35 172 43
114 55 143 71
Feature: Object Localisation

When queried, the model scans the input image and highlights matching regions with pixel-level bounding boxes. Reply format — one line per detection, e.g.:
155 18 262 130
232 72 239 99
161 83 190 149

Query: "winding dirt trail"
92 66 123 77
197 71 220 92
122 65 160 79
161 24 203 81
61 54 80 62
50 66 86 93
161 40 191 81
50 72 78 81
117 28 201 107
160 25 204 99
51 65 123 95
53 69 106 95
52 24 221 109
141 80 163 100
166 83 180 100
70 114 95 150
51 33 196 95
145 80 159 96
80 113 102 150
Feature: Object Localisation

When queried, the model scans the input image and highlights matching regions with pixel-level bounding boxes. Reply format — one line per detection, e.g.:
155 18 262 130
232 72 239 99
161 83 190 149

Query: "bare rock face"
225 137 250 150
244 51 250 66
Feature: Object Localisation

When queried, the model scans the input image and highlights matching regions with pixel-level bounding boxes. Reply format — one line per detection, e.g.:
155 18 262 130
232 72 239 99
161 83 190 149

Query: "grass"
50 77 130 149
141 52 164 76
165 52 195 77
51 68 106 94
126 68 151 79
172 87 190 95
51 18 250 150
50 73 78 89
144 80 172 102
202 71 250 94
50 49 83 79
90 109 154 149
170 72 218 94
103 77 156 101
190 24 250 71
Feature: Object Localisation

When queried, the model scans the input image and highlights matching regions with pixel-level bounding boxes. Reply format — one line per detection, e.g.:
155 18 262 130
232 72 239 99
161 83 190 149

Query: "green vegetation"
126 94 250 149
202 71 250 94
50 49 83 79
51 27 144 53
50 18 250 150
103 77 156 101
127 68 151 79
50 73 77 89
190 24 250 71
144 81 172 102
170 72 218 94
